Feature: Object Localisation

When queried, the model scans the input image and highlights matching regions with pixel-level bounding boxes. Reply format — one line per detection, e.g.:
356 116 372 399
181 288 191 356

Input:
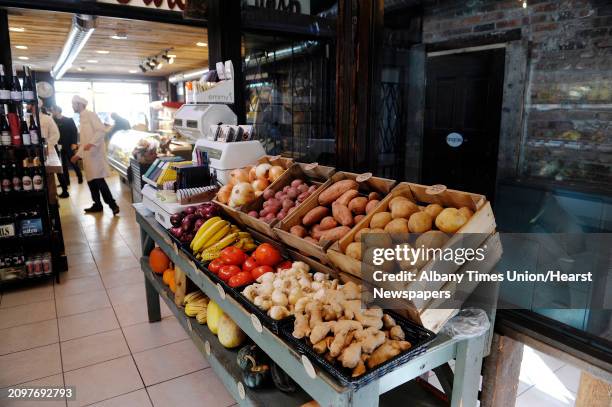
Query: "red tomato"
276 260 292 271
228 271 254 288
242 256 259 273
220 246 248 266
208 258 224 275
253 243 282 267
218 265 241 282
251 265 274 280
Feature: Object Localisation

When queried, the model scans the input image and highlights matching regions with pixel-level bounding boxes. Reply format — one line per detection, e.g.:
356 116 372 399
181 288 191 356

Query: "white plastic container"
193 139 265 185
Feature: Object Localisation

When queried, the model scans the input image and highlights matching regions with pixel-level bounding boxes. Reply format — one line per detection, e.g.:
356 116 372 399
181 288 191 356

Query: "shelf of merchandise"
135 203 490 407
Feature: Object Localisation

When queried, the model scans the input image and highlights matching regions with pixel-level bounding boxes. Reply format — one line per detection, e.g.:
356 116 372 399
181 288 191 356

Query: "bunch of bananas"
183 291 209 324
190 216 256 261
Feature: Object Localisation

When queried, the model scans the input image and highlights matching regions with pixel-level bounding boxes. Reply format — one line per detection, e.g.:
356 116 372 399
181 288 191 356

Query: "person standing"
106 112 131 141
51 105 83 190
70 95 119 215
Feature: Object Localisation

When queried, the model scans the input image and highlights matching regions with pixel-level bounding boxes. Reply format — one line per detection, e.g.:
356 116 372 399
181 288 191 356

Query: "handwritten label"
216 283 226 300
237 381 246 400
250 314 263 333
204 340 211 355
301 355 316 379
425 184 447 195
355 172 372 183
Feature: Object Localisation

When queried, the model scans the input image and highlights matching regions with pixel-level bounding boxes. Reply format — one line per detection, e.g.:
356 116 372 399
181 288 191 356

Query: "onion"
252 177 270 192
269 165 284 182
216 184 232 204
255 163 272 179
248 166 257 182
229 182 255 207
229 168 250 185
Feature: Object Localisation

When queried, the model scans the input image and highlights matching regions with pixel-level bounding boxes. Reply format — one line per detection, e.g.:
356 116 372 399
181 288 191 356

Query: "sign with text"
97 0 185 11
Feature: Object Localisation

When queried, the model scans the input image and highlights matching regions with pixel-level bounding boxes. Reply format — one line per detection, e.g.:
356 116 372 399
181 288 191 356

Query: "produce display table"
135 204 492 407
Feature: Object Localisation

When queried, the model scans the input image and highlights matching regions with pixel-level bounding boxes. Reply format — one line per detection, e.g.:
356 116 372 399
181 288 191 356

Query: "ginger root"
366 340 412 369
338 342 361 368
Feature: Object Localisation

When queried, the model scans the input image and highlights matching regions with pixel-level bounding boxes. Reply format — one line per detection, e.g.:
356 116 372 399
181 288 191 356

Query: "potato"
311 224 325 240
362 247 396 273
395 243 416 271
348 197 368 215
318 180 359 206
415 230 449 249
368 192 381 201
336 189 359 206
458 206 474 219
354 227 370 242
391 199 419 219
435 208 468 233
304 236 319 245
302 206 329 226
384 218 409 234
319 216 338 231
345 242 362 260
320 226 352 243
424 203 444 218
388 196 410 211
332 202 353 226
354 215 365 224
370 212 392 229
290 225 307 238
408 211 433 233
362 228 393 248
365 199 380 214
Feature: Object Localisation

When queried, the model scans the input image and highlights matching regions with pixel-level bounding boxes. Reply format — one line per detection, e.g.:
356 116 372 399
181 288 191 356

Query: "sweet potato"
311 224 325 240
368 192 381 201
354 214 365 224
365 199 380 214
318 180 359 206
290 225 307 238
332 202 353 226
320 226 351 242
319 216 338 231
335 189 359 206
348 197 368 215
304 236 319 245
302 206 329 226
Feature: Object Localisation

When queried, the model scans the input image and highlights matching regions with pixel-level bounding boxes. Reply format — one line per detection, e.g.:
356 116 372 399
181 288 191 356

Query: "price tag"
425 184 447 195
237 381 246 400
216 283 226 300
301 355 317 379
355 172 372 183
204 340 211 355
304 162 318 171
250 314 263 333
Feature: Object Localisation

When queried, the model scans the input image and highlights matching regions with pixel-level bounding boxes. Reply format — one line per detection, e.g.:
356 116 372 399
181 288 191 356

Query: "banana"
185 299 208 317
192 220 229 252
229 225 241 234
202 224 230 251
201 232 239 258
190 216 223 249
183 291 206 305
196 309 207 324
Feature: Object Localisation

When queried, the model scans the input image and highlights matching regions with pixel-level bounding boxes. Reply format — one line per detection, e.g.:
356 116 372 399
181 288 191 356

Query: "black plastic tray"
279 310 436 389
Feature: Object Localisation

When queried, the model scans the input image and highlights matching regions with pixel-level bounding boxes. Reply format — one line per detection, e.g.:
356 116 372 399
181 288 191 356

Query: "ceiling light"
51 14 97 80
196 42 207 47
96 50 109 54
15 45 28 50
18 56 29 60
156 62 163 70
9 27 25 32
169 57 175 64
87 59 98 63
129 69 137 73
167 54 176 58
77 66 85 71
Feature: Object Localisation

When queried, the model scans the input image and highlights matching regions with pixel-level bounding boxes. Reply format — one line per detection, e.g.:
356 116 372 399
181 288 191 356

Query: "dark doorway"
423 48 505 201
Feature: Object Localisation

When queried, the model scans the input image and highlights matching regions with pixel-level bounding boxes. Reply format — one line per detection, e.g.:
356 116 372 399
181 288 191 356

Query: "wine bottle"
1 163 11 192
0 107 10 146
21 112 31 146
29 114 39 145
11 162 21 191
32 155 43 191
22 66 35 102
21 158 32 191
0 65 10 104
10 66 22 103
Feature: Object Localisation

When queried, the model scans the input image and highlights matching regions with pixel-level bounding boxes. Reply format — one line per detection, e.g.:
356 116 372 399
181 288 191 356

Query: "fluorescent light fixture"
156 62 163 70
9 27 25 32
51 14 97 79
167 54 176 58
96 50 109 54
86 59 98 63
15 45 28 50
18 56 29 60
196 42 207 47
77 67 85 71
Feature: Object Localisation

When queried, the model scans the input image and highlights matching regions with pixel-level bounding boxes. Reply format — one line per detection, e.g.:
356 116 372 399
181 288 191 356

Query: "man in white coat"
70 95 119 215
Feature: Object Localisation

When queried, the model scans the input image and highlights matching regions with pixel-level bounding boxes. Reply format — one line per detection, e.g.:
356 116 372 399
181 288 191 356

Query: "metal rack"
135 203 492 407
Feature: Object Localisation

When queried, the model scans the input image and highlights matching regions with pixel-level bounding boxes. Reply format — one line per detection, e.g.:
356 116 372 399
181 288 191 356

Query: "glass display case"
107 129 160 179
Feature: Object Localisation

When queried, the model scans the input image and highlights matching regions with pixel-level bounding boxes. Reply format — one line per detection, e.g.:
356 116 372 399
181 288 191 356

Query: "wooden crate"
274 172 396 264
326 182 497 331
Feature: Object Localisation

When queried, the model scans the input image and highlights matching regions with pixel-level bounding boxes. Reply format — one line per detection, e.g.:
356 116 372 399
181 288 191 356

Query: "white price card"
356 172 372 182
250 314 263 333
204 340 211 355
216 283 226 300
301 355 317 379
237 381 246 400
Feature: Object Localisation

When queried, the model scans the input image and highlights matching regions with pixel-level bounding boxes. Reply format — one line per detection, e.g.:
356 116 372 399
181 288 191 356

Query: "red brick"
496 19 522 29
534 22 559 32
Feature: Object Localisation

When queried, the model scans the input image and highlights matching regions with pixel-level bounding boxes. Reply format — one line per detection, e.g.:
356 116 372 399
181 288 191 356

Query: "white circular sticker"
216 283 226 300
446 132 463 147
237 381 246 399
250 314 263 333
204 340 211 355
301 355 317 379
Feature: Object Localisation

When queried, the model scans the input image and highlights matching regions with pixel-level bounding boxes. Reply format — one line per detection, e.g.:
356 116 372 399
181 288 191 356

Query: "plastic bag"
441 308 490 339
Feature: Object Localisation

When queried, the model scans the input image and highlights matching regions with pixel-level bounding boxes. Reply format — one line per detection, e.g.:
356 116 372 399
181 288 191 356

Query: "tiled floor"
0 172 236 407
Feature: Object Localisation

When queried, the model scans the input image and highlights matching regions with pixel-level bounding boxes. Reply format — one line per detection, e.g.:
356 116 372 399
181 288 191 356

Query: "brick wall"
422 0 612 189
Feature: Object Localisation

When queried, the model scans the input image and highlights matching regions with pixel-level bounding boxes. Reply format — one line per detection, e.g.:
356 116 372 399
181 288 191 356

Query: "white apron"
76 110 110 182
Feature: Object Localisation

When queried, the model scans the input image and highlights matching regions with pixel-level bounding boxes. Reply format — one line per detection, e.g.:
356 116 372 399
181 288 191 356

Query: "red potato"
332 202 353 226
277 210 288 220
291 179 304 188
263 189 275 200
319 216 338 231
336 189 359 206
302 206 330 226
308 185 317 193
297 192 310 203
282 199 295 210
263 213 276 223
297 183 309 193
275 191 284 200
248 210 259 218
286 188 299 199
290 225 307 237
348 197 368 215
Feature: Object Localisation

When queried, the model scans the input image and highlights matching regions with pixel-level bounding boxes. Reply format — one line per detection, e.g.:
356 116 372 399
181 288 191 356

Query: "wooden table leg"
350 380 379 407
575 371 612 407
480 334 524 407
451 334 486 407
145 276 162 323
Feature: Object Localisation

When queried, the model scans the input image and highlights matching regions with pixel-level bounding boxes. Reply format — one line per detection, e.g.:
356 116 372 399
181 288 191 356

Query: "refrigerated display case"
107 129 158 181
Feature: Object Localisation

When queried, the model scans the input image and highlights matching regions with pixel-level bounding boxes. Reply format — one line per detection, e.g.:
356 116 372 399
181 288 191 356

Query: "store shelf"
141 260 312 407
0 271 55 288
0 190 46 199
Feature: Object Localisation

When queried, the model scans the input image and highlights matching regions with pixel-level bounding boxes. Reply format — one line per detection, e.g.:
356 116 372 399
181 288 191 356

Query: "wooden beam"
481 334 524 407
575 371 612 407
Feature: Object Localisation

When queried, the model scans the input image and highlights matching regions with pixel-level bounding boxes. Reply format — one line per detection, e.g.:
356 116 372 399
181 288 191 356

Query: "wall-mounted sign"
98 0 185 11
446 132 464 148
246 0 310 14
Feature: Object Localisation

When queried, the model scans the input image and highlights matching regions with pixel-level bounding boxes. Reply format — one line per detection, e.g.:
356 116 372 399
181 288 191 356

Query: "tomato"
276 260 292 271
220 246 247 266
251 265 274 280
253 243 282 266
218 265 241 282
242 256 259 273
228 271 254 288
208 258 224 275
